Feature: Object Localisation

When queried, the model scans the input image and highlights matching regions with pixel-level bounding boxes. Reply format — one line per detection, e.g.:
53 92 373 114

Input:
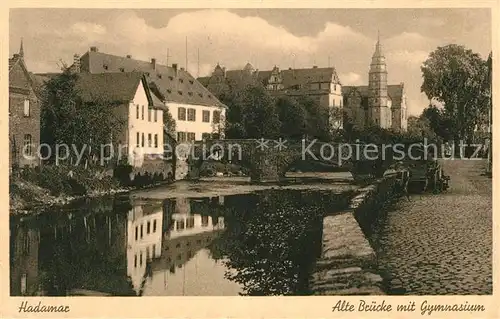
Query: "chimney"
73 54 81 73
126 55 132 58
172 63 178 75
151 58 156 70
90 46 98 52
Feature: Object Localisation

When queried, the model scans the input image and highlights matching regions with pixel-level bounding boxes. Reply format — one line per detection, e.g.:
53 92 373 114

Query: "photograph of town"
9 8 492 300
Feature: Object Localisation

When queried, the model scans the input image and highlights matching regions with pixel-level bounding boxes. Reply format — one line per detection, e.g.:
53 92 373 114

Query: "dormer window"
198 93 203 97
179 79 184 83
168 76 173 80
119 67 125 72
178 91 183 95
188 92 193 96
103 64 108 70
208 94 212 99
189 80 194 84
158 74 163 79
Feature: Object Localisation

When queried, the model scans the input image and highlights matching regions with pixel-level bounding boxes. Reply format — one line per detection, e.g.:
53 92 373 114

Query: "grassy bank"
10 165 127 213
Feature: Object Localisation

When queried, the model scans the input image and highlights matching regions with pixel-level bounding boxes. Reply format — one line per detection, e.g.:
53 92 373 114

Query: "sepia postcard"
1 1 499 318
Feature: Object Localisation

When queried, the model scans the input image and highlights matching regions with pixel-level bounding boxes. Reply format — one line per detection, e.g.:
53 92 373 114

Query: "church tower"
368 32 391 129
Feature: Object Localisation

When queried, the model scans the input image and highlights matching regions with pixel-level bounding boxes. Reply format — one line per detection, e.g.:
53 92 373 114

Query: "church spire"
19 38 24 58
373 30 383 58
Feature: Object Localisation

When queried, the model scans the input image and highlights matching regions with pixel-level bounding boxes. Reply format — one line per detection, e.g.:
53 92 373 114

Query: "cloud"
71 22 107 35
339 72 362 85
16 10 439 117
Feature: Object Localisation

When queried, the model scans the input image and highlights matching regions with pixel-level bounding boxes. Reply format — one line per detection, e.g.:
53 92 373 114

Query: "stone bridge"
183 139 392 183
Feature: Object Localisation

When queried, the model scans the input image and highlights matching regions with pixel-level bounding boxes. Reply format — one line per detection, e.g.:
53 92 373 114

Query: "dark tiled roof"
9 56 19 71
75 72 166 109
198 66 341 93
78 51 226 108
342 84 404 107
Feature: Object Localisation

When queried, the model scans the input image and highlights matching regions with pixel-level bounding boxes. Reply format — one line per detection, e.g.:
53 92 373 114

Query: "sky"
10 8 492 116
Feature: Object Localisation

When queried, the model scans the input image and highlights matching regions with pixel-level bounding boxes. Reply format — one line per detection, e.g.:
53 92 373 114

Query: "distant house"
9 40 40 169
72 47 227 142
73 72 168 170
198 63 343 128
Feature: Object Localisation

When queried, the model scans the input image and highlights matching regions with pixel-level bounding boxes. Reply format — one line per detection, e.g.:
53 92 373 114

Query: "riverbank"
9 173 130 214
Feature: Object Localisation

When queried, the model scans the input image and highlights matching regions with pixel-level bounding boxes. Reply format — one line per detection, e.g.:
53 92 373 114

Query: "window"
135 226 138 240
141 105 144 120
153 220 157 232
148 133 152 147
176 220 185 230
148 108 152 122
168 76 173 80
158 74 162 79
136 132 140 147
187 108 196 121
154 134 158 148
202 133 211 140
213 111 221 124
136 105 139 119
154 110 157 122
140 252 143 266
23 100 30 117
202 110 210 123
187 216 195 229
146 247 150 260
21 274 27 295
334 84 337 91
187 132 196 142
140 224 143 238
134 254 137 268
188 92 193 96
152 244 156 258
23 134 32 156
178 91 183 95
119 67 125 72
177 132 186 142
201 215 209 227
141 133 145 147
103 64 108 70
178 107 186 121
179 78 184 83
147 221 151 234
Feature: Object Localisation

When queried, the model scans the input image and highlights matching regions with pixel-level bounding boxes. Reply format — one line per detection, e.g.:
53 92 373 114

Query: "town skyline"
10 8 492 116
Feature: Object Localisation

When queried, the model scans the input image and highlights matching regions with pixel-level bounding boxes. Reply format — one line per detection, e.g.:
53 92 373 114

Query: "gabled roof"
199 66 341 91
78 50 226 108
342 84 405 107
74 72 166 109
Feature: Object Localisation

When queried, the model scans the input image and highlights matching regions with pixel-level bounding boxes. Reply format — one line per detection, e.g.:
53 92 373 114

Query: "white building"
74 47 227 142
75 72 166 167
126 203 164 294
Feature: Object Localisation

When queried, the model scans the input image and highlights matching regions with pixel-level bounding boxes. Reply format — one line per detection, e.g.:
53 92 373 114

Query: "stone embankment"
310 175 401 295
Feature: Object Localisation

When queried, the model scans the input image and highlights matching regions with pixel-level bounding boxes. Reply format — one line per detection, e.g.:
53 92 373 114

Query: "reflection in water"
10 190 348 296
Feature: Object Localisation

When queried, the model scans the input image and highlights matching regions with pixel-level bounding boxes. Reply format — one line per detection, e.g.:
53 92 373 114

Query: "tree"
163 107 176 136
407 115 437 140
275 96 308 139
421 44 490 143
296 95 330 141
41 68 126 165
420 105 454 141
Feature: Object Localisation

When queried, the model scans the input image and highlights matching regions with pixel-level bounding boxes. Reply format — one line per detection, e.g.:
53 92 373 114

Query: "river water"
10 175 357 296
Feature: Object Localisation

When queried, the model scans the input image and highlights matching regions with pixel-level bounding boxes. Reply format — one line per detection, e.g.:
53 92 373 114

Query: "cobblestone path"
372 159 492 295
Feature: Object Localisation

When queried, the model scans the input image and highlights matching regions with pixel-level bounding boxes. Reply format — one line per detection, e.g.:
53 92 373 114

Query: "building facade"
71 72 167 168
342 37 408 132
74 47 227 142
199 38 408 132
9 41 41 169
